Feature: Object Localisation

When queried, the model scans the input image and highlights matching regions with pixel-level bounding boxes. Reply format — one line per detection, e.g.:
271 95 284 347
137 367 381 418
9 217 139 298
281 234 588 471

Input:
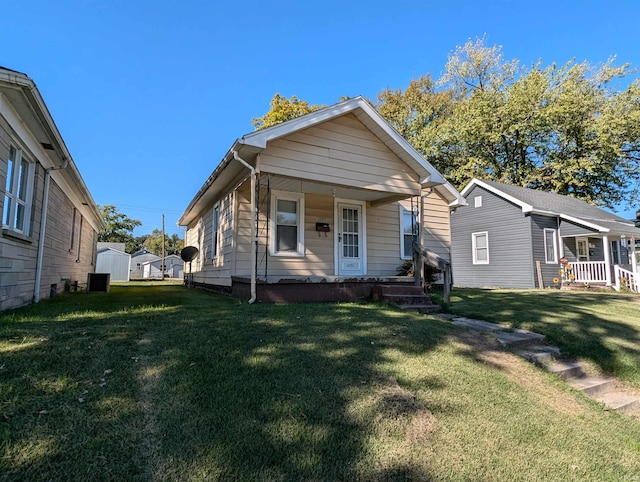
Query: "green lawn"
1 285 640 481
437 288 640 388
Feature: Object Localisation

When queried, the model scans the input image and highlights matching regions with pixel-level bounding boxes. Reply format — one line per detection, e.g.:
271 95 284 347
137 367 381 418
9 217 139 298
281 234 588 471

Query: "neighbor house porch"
559 234 638 292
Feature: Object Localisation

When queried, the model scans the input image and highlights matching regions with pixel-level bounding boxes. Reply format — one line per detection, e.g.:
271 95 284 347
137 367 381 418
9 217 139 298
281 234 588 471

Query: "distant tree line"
252 37 640 210
98 205 183 255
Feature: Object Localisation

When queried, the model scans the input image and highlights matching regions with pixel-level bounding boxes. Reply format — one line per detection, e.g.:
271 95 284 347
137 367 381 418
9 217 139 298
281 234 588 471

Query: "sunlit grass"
0 285 639 480
437 288 640 387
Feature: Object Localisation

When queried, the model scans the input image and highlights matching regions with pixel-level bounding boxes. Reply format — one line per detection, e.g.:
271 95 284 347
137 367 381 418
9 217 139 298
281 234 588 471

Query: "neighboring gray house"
96 246 131 282
130 249 161 279
451 179 640 292
0 67 104 311
142 254 184 279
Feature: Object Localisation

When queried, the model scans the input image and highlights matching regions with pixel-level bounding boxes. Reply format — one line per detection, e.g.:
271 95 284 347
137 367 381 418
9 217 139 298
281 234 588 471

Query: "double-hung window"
472 231 489 264
271 191 304 256
3 146 34 235
544 228 557 263
400 207 418 260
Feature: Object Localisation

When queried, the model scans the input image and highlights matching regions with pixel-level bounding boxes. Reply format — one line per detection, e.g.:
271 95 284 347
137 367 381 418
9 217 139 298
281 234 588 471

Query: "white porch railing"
571 261 608 283
614 265 639 293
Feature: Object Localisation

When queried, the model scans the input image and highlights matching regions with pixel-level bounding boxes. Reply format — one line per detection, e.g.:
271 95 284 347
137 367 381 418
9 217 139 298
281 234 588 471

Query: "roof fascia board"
559 213 608 232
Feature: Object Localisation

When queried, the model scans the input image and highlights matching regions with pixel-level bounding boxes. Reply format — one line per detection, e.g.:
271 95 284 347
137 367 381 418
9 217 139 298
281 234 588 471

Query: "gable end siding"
451 186 534 288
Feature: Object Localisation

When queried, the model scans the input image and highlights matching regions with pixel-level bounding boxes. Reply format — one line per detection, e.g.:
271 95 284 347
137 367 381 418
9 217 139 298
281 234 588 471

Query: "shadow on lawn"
0 285 458 480
447 289 640 381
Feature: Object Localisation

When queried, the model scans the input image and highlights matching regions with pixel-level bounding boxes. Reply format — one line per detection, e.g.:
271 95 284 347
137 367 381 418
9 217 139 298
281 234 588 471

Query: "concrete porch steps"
373 285 440 313
451 316 640 415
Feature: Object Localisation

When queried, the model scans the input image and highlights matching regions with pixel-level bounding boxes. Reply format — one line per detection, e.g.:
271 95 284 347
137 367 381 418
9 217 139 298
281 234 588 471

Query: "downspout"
232 150 257 303
34 160 68 302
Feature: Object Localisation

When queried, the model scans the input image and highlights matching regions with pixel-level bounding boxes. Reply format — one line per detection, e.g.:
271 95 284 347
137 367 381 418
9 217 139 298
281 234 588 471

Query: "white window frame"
543 228 558 264
270 190 304 257
69 207 77 251
399 206 418 260
474 195 482 208
211 202 220 259
3 146 35 236
576 237 589 261
472 231 489 265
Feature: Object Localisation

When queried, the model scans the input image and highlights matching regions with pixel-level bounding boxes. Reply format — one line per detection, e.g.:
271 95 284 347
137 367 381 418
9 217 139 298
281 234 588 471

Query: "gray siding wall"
562 237 604 262
558 220 598 237
451 186 535 288
530 214 561 288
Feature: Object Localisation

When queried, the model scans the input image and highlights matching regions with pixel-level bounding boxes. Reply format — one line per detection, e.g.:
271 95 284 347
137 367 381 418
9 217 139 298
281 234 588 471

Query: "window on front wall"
472 231 489 264
212 203 220 258
271 191 304 256
400 207 418 260
3 146 34 235
544 228 557 263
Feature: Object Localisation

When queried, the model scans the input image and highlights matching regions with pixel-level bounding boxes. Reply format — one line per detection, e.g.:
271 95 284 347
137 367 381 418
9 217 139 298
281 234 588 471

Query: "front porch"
560 262 639 293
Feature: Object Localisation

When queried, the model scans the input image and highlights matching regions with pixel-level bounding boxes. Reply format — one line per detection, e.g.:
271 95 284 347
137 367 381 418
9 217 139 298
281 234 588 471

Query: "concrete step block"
567 376 615 397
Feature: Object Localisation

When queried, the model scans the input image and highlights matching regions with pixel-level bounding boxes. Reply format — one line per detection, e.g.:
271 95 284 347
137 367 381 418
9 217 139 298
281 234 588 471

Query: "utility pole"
161 214 166 279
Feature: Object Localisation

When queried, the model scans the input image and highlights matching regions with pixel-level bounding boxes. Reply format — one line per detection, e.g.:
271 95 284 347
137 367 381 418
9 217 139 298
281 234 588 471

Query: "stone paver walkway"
450 315 639 414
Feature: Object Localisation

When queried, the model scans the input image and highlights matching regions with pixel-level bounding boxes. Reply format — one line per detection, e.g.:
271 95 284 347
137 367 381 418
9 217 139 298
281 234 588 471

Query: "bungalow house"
0 67 104 311
451 178 640 292
178 96 464 302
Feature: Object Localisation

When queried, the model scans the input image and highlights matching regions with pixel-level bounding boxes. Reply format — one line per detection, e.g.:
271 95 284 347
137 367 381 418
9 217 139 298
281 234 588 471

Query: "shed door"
337 203 364 275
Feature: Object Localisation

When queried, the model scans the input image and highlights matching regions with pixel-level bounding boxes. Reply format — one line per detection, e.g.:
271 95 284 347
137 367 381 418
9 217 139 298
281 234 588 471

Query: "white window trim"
270 190 305 257
211 202 220 259
399 205 418 260
472 231 489 265
543 228 558 264
3 146 35 236
474 195 482 208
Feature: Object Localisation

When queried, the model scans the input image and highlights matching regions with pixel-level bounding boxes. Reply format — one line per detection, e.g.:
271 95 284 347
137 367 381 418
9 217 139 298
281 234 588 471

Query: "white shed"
142 255 184 279
96 247 131 282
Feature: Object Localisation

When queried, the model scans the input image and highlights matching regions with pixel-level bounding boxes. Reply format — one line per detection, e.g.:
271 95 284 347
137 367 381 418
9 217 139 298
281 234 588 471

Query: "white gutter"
34 160 68 302
232 150 257 304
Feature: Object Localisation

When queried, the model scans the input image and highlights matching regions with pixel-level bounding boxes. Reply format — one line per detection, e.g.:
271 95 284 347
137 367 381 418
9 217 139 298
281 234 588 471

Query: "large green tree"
142 229 184 256
377 38 640 209
98 205 142 253
251 94 324 130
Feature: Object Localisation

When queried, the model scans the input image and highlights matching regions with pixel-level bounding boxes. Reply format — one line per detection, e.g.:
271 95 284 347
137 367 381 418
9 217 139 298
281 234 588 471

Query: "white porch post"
603 235 612 286
631 237 637 274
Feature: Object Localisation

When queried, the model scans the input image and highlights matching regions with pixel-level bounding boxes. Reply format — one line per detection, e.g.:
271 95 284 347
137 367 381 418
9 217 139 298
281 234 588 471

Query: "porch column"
603 235 612 286
631 237 638 274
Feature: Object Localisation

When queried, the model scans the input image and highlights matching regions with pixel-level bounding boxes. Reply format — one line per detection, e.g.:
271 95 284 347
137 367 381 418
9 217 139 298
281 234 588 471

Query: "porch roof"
463 178 640 238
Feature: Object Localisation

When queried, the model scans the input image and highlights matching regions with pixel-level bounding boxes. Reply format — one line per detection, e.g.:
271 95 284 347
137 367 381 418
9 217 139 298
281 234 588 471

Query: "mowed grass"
437 288 640 388
1 285 639 481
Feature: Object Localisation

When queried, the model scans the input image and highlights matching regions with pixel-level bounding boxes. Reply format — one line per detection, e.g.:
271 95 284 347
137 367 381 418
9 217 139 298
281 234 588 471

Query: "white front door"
337 202 365 275
577 238 589 261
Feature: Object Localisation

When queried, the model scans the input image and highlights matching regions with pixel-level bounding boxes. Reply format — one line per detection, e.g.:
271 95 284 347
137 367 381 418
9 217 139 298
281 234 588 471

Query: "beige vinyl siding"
420 191 452 260
40 178 98 294
185 191 234 287
259 114 420 196
367 202 403 275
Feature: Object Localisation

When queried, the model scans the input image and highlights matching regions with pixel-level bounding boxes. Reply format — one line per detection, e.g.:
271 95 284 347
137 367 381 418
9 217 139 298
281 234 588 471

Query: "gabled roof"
179 96 464 225
0 66 104 231
462 178 640 236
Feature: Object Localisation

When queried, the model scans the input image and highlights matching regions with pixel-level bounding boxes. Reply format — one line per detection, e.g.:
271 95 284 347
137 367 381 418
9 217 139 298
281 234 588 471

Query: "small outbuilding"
96 246 131 282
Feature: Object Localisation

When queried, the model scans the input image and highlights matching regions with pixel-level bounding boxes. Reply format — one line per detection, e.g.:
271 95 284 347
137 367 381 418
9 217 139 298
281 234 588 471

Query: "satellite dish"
180 246 199 262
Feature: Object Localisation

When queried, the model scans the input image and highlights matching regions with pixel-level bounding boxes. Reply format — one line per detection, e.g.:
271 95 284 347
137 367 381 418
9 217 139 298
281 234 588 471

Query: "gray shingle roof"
474 179 640 235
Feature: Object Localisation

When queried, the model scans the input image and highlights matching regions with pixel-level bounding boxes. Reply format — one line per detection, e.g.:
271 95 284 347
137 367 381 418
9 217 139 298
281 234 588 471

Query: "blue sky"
4 0 639 236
